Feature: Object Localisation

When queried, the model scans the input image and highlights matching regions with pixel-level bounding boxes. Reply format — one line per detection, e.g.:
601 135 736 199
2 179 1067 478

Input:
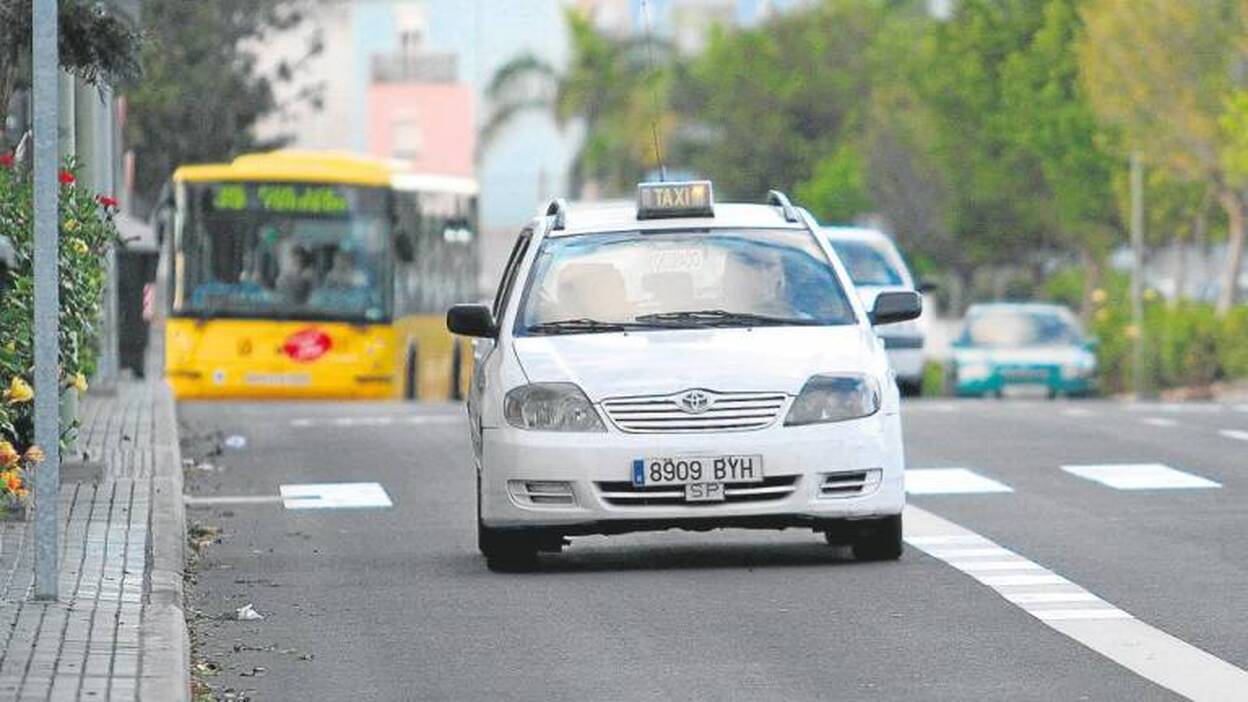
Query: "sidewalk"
0 382 188 701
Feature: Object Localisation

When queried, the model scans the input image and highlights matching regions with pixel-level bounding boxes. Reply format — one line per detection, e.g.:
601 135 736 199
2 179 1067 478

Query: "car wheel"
479 523 539 572
898 379 922 397
851 515 903 561
476 473 539 571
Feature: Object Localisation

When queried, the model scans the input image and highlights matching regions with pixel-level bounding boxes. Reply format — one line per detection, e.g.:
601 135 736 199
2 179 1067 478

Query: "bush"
0 155 121 456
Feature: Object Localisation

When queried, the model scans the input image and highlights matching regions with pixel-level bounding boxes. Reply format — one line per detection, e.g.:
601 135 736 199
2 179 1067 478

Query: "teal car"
950 303 1097 398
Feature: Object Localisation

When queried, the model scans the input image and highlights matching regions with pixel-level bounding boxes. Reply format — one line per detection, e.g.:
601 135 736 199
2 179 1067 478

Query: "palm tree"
480 9 674 198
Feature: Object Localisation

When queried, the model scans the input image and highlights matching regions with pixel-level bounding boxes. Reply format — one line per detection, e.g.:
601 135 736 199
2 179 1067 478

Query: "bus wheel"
404 349 418 401
450 341 464 401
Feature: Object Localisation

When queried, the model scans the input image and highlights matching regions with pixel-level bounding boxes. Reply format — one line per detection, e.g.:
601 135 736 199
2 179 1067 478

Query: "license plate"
631 455 764 487
244 372 311 386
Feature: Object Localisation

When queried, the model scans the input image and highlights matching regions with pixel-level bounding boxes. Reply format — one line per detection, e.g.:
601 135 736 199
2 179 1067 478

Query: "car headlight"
504 383 606 432
784 374 881 426
1061 354 1097 380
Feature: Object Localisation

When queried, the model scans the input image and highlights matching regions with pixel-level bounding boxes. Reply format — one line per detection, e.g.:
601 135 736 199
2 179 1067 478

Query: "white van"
821 227 930 395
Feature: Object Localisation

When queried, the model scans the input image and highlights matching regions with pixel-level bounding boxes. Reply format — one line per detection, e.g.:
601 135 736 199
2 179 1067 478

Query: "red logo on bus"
282 328 332 363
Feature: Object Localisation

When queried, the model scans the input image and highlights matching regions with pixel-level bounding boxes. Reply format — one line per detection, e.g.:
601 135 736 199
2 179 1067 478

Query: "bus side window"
493 230 531 322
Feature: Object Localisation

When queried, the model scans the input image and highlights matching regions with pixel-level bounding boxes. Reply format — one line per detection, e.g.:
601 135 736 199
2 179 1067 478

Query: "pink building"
368 82 474 177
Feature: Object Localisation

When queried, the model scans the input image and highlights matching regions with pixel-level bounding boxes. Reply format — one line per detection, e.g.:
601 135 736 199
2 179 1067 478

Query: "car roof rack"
767 190 799 223
545 198 569 231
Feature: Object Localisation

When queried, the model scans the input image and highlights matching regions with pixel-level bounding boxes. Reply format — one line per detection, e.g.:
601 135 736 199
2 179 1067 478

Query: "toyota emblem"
677 390 712 414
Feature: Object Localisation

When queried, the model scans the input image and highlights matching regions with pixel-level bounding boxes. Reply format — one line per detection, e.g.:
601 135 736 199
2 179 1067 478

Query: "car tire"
478 522 539 572
898 379 922 397
851 515 903 561
476 474 539 571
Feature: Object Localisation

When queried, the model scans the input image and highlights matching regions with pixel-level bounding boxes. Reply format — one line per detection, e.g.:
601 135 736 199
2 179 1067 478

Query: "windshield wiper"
527 318 663 335
634 309 824 328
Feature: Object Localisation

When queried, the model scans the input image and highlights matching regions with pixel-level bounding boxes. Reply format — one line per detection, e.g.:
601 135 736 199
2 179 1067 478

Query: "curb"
141 381 190 702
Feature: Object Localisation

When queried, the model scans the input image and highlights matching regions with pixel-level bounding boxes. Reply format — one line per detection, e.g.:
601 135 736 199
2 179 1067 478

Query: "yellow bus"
164 150 478 401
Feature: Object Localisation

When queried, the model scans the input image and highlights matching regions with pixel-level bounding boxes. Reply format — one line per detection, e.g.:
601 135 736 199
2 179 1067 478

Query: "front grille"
882 335 924 350
596 476 800 507
602 390 788 433
819 469 882 498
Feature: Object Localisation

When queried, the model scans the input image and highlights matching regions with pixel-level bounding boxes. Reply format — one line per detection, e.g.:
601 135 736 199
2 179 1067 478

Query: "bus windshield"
174 182 393 322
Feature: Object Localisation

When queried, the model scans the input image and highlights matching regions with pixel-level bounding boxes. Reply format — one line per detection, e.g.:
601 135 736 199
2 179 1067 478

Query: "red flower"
0 153 12 168
96 195 120 209
58 170 75 185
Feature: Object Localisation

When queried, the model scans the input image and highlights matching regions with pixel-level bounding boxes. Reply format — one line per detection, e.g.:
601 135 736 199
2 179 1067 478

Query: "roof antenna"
640 0 668 182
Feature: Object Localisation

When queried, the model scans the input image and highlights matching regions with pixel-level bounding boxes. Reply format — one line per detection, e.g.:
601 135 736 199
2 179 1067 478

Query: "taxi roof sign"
636 181 714 220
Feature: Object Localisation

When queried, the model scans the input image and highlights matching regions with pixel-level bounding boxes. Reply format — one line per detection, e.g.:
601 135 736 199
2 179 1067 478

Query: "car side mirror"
447 303 497 338
869 291 922 325
916 279 938 294
394 232 415 263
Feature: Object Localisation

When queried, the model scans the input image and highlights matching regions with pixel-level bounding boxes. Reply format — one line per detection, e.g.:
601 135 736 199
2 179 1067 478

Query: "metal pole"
98 86 119 388
1130 152 1146 400
32 0 61 601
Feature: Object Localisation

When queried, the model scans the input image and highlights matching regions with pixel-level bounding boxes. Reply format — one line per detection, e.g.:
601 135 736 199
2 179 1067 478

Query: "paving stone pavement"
0 382 188 701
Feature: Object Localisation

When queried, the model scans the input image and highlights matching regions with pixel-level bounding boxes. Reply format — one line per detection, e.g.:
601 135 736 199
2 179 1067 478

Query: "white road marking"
926 546 1015 559
288 415 462 429
1061 463 1220 490
1063 407 1094 417
1235 404 1248 413
906 504 1248 699
1219 429 1248 442
184 495 283 507
1126 403 1225 414
905 468 1013 495
947 560 1045 572
279 482 393 509
1140 417 1178 428
1003 592 1102 605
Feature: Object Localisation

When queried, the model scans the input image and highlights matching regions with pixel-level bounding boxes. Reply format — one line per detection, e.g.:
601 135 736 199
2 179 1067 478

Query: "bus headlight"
504 383 606 432
785 374 881 426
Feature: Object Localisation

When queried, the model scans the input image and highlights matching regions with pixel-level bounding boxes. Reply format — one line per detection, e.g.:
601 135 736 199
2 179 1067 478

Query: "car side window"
492 229 532 321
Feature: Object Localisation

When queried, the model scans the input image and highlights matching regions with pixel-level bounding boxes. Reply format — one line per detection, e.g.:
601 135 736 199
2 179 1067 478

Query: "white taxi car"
448 182 922 570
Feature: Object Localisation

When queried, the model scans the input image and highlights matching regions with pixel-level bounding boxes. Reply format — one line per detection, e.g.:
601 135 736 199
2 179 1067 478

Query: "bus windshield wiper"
634 309 824 328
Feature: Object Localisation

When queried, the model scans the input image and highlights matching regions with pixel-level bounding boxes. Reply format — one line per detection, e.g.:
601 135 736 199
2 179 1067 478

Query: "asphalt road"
179 397 1248 701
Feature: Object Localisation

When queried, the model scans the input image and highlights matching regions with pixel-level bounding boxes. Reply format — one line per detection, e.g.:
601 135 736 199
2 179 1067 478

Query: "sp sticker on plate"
282 328 332 362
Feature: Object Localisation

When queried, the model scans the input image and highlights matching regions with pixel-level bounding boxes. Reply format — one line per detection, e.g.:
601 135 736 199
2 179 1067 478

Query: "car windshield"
173 182 393 322
828 239 904 286
959 309 1083 348
515 228 857 335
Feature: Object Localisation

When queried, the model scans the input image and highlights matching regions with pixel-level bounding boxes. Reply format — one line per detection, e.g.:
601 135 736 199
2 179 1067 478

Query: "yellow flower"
64 219 80 232
3 377 33 404
23 445 45 464
2 342 14 354
1143 288 1158 303
4 472 22 494
1124 324 1140 340
1091 288 1107 305
0 442 18 468
71 239 89 255
73 373 88 393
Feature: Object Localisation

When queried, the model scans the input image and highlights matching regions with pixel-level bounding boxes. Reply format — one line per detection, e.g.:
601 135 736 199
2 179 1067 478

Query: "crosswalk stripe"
906 505 1248 699
905 468 1013 495
1061 463 1220 490
1219 429 1248 442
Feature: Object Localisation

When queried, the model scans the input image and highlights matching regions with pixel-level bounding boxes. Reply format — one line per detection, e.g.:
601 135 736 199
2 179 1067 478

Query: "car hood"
953 346 1092 366
512 326 874 400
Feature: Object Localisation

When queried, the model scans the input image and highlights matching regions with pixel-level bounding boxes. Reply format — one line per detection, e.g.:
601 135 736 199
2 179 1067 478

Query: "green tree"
998 0 1121 318
124 0 322 213
482 9 671 197
1079 0 1247 314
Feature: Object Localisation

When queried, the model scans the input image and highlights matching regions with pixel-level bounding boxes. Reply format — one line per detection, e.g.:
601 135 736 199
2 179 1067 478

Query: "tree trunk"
1078 246 1102 324
1215 189 1246 315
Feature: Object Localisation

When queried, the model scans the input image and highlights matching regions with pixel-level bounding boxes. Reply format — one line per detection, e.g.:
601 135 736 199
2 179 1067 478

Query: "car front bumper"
954 364 1094 396
478 413 905 533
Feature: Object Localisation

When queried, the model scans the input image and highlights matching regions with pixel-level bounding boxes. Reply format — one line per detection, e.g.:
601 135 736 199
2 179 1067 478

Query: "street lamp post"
32 0 61 601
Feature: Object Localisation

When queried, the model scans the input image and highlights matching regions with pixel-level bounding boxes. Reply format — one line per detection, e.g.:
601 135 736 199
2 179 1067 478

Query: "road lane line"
1219 429 1248 442
947 560 1045 573
905 468 1013 495
279 482 393 509
1061 463 1220 490
1063 407 1094 417
1140 417 1178 428
906 505 1248 700
288 415 462 429
926 546 1015 558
